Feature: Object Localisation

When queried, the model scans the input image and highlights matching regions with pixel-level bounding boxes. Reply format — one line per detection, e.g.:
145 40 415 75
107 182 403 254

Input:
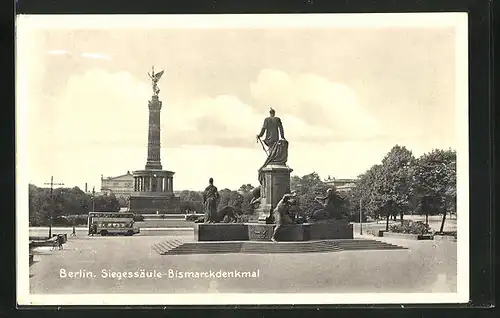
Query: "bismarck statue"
254 107 293 223
256 107 289 185
256 107 285 149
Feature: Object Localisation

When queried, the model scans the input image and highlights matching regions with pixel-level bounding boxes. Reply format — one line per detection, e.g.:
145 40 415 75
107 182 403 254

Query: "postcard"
16 13 469 305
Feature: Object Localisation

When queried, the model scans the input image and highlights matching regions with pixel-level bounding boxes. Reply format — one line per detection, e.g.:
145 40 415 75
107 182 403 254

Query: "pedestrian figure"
58 235 63 250
71 219 77 237
89 223 97 236
52 235 63 250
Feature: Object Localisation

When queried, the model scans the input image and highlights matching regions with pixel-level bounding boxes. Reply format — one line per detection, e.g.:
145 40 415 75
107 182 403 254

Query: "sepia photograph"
16 13 469 305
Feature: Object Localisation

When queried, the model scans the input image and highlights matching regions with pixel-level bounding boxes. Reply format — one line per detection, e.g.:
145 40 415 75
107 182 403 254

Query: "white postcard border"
16 12 469 306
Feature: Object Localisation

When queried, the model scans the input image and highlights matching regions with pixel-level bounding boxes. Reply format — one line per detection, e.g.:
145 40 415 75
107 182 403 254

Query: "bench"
29 235 65 250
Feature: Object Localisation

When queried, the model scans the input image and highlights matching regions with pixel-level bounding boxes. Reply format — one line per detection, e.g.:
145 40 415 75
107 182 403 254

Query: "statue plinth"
254 164 293 224
129 169 180 214
193 221 353 242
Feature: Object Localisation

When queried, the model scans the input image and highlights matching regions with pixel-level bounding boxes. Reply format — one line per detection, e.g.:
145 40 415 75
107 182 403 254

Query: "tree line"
178 186 255 215
346 145 456 232
28 145 456 231
178 145 456 231
29 185 120 226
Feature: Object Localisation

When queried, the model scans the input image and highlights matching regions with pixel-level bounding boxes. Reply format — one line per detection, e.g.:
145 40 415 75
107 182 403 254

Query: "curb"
140 228 194 231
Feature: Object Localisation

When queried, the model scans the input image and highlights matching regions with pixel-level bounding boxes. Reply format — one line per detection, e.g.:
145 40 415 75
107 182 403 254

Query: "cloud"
159 69 385 148
81 52 113 60
51 69 150 148
46 50 113 60
162 94 338 148
250 69 385 141
49 69 385 152
162 95 262 148
46 49 71 55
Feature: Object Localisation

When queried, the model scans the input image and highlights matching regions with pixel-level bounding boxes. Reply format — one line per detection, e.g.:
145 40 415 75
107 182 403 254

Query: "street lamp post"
92 187 96 212
359 198 363 235
44 176 64 239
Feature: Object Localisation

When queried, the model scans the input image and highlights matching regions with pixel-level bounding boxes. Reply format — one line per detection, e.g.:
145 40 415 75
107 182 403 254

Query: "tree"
178 190 203 213
240 191 256 215
93 193 120 212
55 186 89 215
290 172 344 217
350 145 415 231
441 159 457 231
218 188 244 213
29 185 97 225
380 145 416 224
117 196 130 208
413 149 456 232
238 184 255 194
414 195 442 224
371 164 393 230
29 185 52 225
351 164 388 223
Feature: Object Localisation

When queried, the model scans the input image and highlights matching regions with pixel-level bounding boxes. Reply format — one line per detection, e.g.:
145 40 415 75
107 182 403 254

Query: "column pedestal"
254 164 293 224
130 169 180 214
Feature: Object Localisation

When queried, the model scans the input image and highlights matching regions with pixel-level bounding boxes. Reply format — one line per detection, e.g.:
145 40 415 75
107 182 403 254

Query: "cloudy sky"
17 14 467 191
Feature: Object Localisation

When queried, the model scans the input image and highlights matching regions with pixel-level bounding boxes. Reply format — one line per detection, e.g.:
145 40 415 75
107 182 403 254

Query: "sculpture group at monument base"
194 220 353 242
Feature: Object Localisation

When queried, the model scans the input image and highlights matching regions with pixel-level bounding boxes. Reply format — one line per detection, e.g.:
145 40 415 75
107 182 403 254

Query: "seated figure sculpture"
271 192 298 242
249 185 261 208
308 188 344 222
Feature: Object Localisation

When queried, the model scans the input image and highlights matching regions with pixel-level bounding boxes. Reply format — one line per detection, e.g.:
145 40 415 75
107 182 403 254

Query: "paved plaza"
29 228 457 294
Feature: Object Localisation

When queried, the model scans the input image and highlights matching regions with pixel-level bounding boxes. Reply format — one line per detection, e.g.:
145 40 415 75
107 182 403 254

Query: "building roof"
324 177 357 183
102 171 133 181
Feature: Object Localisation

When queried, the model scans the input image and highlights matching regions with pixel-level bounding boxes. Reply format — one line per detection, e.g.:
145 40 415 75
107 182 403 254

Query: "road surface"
28 231 457 295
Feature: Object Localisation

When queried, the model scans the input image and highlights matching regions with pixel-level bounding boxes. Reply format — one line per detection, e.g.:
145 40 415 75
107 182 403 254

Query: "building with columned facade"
100 171 135 198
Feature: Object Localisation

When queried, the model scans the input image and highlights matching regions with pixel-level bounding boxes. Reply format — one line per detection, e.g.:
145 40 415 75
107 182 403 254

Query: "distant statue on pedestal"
202 178 220 223
256 107 289 185
148 66 164 96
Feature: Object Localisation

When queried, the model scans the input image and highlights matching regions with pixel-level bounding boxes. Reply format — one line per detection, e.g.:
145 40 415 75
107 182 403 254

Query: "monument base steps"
151 239 184 255
151 239 406 255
